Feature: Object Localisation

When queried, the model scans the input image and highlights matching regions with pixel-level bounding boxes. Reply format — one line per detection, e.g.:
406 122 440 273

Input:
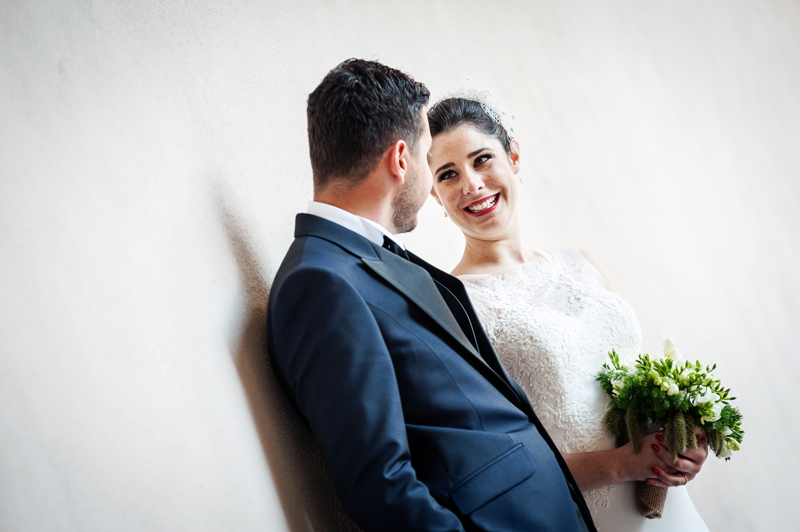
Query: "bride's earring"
514 166 523 183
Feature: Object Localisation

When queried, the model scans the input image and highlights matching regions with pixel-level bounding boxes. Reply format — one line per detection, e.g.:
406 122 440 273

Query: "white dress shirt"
306 201 407 250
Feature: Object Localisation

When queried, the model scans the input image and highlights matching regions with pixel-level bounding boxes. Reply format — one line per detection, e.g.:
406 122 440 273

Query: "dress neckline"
456 249 549 281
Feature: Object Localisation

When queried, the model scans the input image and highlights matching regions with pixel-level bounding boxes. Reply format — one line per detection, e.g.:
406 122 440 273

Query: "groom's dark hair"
307 58 430 191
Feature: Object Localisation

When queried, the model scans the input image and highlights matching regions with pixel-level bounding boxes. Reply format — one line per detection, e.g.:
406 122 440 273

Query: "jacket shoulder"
271 235 373 302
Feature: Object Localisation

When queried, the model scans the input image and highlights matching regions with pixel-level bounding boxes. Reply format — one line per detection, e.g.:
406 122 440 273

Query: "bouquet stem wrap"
636 482 668 519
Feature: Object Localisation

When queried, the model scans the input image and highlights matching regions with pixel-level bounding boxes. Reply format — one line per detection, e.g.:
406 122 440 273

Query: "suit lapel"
361 247 482 362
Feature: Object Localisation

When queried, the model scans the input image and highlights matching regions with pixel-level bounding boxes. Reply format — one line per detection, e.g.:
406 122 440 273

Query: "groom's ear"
387 139 409 184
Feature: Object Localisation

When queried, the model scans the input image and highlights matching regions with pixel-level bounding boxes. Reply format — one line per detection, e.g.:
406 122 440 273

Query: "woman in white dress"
426 93 710 531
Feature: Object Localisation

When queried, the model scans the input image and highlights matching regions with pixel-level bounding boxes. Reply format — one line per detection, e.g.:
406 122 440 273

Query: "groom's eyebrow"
434 148 490 176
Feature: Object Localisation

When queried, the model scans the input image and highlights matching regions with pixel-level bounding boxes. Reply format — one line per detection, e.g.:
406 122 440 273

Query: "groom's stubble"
392 169 423 234
391 113 433 235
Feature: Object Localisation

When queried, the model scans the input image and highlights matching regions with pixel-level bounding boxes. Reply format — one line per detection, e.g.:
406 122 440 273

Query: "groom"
267 59 596 532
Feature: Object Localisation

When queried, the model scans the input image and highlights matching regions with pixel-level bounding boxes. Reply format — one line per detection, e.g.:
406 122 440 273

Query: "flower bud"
663 338 677 357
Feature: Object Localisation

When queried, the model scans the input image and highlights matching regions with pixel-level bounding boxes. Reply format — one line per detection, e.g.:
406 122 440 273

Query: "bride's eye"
438 170 456 182
474 154 492 167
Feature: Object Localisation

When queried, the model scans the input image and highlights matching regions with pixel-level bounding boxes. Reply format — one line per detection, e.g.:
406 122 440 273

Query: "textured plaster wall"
1 1 798 531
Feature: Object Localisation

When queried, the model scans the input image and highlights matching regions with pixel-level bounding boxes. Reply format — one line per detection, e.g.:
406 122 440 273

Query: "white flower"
718 444 732 459
663 338 677 357
658 377 678 394
718 438 740 459
611 379 625 396
663 338 685 362
692 389 720 406
700 401 724 424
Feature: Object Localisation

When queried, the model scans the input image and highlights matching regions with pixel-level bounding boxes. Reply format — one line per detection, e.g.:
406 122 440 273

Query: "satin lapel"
361 248 488 370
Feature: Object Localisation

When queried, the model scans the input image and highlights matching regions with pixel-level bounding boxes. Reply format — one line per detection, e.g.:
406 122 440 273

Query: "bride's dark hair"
427 98 512 154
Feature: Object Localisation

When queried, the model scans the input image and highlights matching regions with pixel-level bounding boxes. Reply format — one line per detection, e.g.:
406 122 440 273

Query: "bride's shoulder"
547 249 615 292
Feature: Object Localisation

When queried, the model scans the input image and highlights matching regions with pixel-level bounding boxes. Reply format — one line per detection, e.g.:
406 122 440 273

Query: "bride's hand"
646 425 709 488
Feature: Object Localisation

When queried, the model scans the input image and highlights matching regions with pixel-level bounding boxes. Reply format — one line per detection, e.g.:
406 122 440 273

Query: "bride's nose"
462 171 485 195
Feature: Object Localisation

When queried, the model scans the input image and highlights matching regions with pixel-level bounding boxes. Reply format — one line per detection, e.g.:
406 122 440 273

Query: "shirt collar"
306 201 406 250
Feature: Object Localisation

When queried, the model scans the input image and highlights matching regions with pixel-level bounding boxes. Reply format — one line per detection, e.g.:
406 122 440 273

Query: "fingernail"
651 466 661 475
652 444 660 452
655 434 664 443
646 480 654 485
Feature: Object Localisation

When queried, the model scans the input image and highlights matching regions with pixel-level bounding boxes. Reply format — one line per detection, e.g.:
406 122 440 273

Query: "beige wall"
1 1 797 530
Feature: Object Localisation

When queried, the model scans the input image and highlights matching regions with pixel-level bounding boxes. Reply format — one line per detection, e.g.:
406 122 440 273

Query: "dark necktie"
382 235 410 260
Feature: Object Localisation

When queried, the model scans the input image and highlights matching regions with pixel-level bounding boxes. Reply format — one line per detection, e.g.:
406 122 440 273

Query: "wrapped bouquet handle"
598 339 744 519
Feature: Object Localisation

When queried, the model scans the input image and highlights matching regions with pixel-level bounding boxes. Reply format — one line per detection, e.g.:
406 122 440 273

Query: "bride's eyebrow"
467 147 490 158
434 147 491 176
434 162 454 175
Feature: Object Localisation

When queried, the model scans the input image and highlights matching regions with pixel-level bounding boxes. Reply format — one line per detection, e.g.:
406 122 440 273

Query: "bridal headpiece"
431 86 516 139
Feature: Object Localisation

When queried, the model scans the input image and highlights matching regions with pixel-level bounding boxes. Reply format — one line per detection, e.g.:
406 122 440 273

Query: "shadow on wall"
216 187 362 532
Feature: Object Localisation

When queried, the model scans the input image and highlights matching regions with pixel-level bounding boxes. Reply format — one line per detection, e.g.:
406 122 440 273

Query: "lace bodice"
460 249 642 513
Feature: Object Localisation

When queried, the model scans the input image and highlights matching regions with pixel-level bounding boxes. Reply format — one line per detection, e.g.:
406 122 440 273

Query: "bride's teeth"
467 195 497 213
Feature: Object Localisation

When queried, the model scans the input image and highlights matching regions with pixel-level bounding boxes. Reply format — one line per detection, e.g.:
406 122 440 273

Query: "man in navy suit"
267 59 596 532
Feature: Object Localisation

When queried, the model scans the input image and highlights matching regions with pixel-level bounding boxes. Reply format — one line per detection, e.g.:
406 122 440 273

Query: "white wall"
1 1 797 531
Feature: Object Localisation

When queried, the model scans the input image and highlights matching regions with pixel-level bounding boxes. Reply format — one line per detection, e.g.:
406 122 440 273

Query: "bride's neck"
454 231 537 276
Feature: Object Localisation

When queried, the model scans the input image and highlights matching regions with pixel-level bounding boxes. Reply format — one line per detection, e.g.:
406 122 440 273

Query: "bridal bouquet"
596 339 744 518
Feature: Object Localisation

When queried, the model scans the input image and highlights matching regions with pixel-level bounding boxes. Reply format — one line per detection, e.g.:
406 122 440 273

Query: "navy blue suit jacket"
267 214 596 532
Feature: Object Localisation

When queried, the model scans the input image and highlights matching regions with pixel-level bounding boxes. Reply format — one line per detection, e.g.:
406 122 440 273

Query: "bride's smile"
465 193 499 215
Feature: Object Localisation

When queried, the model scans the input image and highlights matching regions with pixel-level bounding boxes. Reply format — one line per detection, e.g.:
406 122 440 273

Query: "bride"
426 91 710 531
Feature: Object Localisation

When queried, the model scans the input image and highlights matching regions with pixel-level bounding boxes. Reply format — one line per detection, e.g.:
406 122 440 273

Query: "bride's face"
428 124 521 242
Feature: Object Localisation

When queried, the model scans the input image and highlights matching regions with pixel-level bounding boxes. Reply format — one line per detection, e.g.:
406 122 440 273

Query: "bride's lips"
463 193 500 217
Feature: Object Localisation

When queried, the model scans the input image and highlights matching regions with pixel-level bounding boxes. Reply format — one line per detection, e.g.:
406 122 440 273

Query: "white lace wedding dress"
459 249 709 531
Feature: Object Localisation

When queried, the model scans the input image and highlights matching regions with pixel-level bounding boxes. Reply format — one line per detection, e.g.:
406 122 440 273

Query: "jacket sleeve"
269 266 465 532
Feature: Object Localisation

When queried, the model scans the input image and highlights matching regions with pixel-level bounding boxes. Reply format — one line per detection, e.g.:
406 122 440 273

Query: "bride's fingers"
675 450 706 472
681 442 709 464
650 442 682 469
644 478 670 488
649 466 690 487
650 442 703 476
